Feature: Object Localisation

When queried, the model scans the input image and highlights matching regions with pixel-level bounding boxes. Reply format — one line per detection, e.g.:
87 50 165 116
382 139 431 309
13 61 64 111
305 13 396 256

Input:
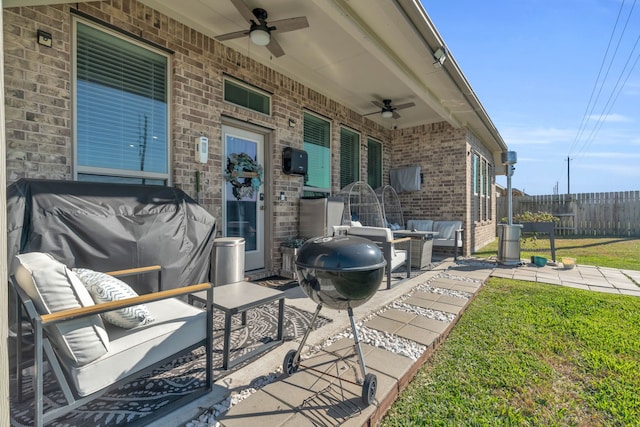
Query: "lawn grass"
381 278 640 426
473 236 640 270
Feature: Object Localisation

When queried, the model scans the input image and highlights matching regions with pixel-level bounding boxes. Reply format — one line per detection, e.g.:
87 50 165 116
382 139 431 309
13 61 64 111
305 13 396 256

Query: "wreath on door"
223 152 263 200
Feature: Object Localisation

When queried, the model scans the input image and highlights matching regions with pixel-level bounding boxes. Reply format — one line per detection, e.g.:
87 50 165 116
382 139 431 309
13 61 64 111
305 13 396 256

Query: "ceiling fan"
365 99 416 119
215 0 309 58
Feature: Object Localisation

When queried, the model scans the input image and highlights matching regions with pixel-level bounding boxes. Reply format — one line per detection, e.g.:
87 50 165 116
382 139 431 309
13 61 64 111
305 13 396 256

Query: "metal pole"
507 164 513 225
567 156 570 195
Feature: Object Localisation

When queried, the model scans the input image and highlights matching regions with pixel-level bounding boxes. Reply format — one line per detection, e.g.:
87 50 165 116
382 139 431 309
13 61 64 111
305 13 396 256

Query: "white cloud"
587 113 633 123
500 126 575 145
577 163 640 177
580 151 640 159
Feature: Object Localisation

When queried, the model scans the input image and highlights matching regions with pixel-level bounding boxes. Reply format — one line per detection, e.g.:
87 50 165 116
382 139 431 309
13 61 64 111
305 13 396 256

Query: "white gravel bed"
415 283 472 299
389 300 457 323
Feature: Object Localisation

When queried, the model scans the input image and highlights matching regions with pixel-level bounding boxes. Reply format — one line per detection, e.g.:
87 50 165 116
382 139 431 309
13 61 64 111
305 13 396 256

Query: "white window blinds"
75 21 168 180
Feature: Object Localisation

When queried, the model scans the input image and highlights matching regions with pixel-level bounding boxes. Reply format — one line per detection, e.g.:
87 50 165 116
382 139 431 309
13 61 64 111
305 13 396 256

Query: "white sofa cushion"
406 219 434 231
73 268 155 329
347 226 407 271
14 252 110 366
432 221 462 241
66 298 207 396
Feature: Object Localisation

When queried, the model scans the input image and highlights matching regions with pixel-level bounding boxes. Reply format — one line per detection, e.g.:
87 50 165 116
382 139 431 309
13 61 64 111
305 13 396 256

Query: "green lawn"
382 238 640 426
474 236 640 270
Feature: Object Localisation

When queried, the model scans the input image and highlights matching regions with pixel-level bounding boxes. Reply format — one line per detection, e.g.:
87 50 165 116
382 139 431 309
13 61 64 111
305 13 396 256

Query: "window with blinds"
340 127 360 189
75 21 169 184
303 112 331 193
367 138 382 189
224 78 271 115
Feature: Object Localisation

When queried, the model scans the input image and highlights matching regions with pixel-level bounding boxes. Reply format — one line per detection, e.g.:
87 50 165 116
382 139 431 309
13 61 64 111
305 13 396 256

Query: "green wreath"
224 152 263 200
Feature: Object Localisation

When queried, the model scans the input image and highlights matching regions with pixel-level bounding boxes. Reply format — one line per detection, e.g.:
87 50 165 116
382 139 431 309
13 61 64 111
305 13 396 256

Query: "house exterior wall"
3 0 496 266
392 122 471 252
467 131 497 252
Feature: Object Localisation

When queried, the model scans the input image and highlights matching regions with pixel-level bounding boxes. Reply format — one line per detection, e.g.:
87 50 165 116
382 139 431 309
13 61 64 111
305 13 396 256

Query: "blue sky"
423 0 640 195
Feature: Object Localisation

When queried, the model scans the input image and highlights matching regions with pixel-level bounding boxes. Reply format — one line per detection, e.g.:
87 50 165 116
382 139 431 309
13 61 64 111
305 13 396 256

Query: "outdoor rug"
252 275 299 290
10 301 331 427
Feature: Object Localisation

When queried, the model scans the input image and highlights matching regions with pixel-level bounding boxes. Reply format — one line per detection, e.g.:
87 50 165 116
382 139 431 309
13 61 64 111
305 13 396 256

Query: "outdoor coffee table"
190 281 285 370
393 230 439 269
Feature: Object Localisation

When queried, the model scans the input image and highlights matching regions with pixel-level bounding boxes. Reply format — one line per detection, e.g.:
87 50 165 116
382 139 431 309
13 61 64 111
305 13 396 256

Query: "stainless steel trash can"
497 224 523 265
212 237 245 285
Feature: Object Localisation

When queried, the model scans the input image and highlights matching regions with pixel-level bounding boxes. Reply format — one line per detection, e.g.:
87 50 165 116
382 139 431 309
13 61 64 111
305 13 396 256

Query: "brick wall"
3 0 496 266
467 131 497 252
392 122 471 251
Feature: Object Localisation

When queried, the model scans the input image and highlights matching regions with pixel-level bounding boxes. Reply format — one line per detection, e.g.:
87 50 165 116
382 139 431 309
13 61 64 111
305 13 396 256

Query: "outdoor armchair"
11 252 214 427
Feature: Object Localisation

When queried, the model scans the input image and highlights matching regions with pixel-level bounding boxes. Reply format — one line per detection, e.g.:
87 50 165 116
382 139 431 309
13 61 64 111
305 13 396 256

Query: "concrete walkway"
153 259 640 427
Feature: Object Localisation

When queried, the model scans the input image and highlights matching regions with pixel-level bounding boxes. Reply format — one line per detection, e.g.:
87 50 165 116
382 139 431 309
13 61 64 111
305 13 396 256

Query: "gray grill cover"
7 179 216 293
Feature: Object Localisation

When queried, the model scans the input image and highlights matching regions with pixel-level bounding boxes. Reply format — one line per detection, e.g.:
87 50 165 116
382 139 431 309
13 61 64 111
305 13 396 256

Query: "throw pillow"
73 268 155 329
14 252 110 366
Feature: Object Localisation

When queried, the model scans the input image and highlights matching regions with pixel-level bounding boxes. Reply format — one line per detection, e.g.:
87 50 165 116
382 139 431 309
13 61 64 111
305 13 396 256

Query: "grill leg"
292 303 323 364
348 307 368 381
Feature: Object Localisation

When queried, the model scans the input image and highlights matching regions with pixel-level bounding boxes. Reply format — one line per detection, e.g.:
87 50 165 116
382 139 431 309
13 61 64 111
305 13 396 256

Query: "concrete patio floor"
151 257 640 427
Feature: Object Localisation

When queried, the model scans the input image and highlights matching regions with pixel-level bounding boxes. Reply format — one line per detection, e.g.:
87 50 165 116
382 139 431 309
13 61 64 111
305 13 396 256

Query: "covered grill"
282 235 386 405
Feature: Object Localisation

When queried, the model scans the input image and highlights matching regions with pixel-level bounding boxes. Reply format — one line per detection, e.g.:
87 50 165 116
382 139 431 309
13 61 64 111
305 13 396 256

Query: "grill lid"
295 235 386 272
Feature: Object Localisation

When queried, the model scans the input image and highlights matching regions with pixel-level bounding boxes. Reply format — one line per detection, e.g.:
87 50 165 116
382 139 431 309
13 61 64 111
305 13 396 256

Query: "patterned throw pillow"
73 268 155 329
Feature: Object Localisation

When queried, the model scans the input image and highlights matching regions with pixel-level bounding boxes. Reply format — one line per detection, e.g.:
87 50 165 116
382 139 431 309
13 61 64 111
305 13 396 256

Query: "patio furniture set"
7 178 463 425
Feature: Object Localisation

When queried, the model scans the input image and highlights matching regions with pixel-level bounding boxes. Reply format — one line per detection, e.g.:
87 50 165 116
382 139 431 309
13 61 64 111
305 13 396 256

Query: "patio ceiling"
6 0 508 162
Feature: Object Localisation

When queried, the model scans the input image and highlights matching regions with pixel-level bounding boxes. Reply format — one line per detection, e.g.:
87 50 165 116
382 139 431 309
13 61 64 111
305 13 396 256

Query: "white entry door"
222 125 265 271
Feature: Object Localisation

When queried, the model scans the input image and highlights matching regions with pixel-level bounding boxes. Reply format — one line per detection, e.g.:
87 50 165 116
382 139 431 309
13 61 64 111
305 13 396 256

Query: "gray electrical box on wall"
282 147 308 175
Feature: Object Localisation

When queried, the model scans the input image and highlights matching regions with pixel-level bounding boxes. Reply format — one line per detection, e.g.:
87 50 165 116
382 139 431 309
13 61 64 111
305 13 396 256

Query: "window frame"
72 17 171 184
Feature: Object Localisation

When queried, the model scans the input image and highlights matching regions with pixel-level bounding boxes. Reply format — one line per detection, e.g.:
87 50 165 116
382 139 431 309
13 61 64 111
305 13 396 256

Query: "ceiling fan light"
381 110 393 119
250 28 270 46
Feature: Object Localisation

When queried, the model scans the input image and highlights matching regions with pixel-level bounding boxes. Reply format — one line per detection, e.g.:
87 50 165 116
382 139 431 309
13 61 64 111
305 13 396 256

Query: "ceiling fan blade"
394 102 415 111
371 100 384 109
215 29 250 41
270 16 309 33
392 111 401 119
230 0 256 23
266 37 285 57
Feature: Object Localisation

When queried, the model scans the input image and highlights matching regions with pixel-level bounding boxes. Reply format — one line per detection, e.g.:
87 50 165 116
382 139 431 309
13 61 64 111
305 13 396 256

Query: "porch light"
250 27 270 46
433 47 447 67
381 110 393 119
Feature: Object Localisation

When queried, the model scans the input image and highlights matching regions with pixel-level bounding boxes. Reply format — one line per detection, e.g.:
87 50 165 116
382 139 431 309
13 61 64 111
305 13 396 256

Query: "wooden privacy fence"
497 192 640 237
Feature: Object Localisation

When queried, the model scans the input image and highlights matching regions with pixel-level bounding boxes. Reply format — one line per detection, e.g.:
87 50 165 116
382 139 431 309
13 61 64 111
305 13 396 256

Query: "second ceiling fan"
365 99 415 120
216 0 309 58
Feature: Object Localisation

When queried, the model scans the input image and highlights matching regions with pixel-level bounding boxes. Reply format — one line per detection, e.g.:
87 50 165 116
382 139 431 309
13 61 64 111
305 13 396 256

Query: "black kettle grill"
282 235 386 405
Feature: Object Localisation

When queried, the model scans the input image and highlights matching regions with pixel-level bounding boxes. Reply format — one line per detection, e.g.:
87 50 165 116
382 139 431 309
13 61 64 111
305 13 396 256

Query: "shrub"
501 211 559 224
